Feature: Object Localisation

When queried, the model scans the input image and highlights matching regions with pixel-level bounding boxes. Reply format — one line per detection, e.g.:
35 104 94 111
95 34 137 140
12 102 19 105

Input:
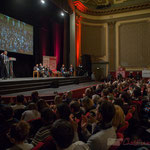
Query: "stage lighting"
41 0 45 4
61 12 65 17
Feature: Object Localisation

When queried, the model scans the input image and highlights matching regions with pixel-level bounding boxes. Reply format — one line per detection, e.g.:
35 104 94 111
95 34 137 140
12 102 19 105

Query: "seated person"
60 64 66 75
21 103 41 122
43 66 49 77
33 64 39 71
69 64 74 76
31 108 56 146
39 63 44 77
11 95 26 111
81 101 116 150
40 119 89 150
7 121 33 150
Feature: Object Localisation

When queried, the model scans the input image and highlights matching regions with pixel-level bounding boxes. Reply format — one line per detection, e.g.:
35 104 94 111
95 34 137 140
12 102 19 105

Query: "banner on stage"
43 56 57 70
49 57 57 70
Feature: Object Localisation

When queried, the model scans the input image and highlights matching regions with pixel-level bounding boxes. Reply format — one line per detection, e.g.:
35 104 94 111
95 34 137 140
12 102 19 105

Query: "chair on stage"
33 71 40 78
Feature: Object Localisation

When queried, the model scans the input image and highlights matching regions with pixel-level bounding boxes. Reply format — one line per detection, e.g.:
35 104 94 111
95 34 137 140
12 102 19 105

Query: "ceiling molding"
72 0 150 16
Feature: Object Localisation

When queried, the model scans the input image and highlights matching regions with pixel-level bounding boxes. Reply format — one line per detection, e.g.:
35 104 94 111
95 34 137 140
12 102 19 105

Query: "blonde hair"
112 105 125 130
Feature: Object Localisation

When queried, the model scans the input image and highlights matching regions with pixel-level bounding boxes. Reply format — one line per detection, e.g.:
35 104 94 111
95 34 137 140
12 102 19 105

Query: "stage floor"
0 76 70 82
4 81 99 97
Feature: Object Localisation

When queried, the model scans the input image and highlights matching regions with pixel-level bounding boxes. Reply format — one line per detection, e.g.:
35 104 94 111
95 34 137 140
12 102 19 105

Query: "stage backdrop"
43 56 57 70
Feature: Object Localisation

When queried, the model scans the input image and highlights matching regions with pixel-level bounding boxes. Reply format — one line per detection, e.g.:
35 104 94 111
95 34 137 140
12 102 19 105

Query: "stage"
0 76 91 96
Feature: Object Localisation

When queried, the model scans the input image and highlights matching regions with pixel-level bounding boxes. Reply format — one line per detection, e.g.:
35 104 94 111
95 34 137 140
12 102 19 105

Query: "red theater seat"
117 121 129 133
32 142 44 150
125 113 133 121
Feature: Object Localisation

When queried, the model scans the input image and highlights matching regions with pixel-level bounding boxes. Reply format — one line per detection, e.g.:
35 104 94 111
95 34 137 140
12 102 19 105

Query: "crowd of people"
1 77 150 150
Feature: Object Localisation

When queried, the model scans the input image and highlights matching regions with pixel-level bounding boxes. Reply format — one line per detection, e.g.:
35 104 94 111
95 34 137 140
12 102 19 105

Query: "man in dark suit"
0 51 8 80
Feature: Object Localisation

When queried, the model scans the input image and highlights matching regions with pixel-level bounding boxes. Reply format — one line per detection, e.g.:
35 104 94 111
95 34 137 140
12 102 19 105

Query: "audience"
1 77 150 150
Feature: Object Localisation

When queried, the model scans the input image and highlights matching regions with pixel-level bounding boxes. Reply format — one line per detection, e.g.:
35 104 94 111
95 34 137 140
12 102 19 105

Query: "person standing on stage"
69 64 74 76
0 51 9 80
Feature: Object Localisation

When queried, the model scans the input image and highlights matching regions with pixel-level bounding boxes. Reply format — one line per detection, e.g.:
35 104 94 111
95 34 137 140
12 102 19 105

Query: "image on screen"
0 13 33 55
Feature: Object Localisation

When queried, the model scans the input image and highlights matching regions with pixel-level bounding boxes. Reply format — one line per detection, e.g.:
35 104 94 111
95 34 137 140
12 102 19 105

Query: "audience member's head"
101 89 109 97
92 94 100 106
54 95 62 106
56 103 71 121
36 99 49 113
114 98 123 108
8 121 30 144
16 95 24 104
82 96 94 112
41 108 56 125
31 91 39 103
97 101 115 124
120 91 130 104
65 91 72 100
70 101 80 113
133 87 141 98
28 103 37 110
51 119 74 149
85 88 92 98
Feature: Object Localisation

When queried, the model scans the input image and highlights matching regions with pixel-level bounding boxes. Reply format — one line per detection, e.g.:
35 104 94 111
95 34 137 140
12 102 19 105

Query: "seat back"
117 121 129 133
125 113 132 121
32 142 44 150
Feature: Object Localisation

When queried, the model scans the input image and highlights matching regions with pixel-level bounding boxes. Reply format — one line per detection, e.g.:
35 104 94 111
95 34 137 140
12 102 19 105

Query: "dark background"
0 0 70 77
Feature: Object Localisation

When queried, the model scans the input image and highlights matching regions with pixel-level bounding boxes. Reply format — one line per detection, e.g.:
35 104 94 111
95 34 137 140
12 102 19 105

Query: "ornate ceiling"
50 0 150 15
72 0 150 15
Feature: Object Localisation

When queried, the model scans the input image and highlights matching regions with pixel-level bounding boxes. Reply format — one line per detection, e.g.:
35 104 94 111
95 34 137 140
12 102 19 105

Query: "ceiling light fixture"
61 12 65 17
41 0 45 4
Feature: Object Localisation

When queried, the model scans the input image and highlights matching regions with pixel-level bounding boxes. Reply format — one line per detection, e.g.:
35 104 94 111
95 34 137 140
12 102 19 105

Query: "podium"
9 57 16 78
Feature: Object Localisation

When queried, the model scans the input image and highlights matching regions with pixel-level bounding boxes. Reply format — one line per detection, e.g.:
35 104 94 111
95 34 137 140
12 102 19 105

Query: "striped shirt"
31 124 52 146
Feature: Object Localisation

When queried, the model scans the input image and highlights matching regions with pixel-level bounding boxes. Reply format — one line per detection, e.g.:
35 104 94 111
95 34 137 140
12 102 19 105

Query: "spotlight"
61 12 65 17
41 0 45 4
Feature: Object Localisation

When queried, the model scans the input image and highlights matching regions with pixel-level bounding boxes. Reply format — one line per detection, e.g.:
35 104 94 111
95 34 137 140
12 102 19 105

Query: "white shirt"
11 104 26 111
65 141 90 150
7 143 33 150
22 110 41 121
